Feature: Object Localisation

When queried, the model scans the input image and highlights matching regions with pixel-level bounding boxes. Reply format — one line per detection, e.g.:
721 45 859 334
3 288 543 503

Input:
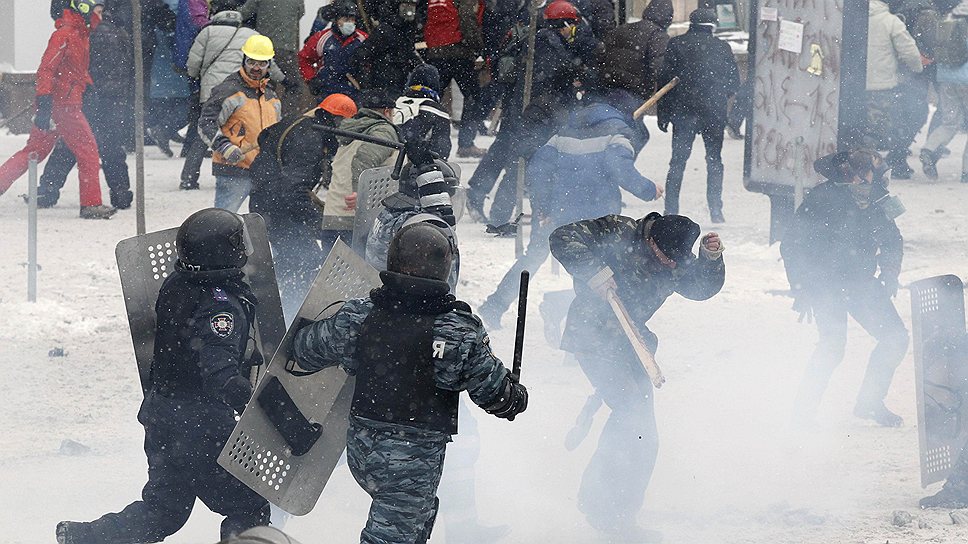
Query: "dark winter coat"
248 109 343 227
351 19 421 94
551 213 725 354
657 24 740 125
88 15 134 102
50 0 71 20
174 0 210 70
573 0 617 40
508 26 599 116
393 90 453 163
299 27 369 98
528 92 656 222
37 10 100 106
237 0 306 52
780 172 903 299
598 0 673 97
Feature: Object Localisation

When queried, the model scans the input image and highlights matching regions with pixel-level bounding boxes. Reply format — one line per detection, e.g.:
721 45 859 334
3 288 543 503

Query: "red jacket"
36 10 100 106
424 0 483 51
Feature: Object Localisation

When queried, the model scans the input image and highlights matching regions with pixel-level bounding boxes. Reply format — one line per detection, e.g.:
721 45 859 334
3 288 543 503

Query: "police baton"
311 125 408 179
508 270 529 421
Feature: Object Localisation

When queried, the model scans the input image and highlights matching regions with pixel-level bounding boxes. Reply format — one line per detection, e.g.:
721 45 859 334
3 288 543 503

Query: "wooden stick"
633 76 679 120
605 288 665 388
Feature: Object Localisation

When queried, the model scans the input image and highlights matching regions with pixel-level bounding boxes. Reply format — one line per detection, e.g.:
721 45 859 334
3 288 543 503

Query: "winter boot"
853 400 903 427
465 194 487 223
891 161 914 180
110 190 133 210
147 127 174 158
726 124 743 140
920 149 939 180
919 485 968 509
477 300 503 330
56 521 93 544
710 209 725 224
180 179 200 190
80 205 118 220
456 146 488 158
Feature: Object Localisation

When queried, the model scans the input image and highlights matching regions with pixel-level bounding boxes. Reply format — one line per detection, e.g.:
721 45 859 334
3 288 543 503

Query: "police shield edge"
115 214 286 395
911 275 968 487
351 163 464 256
218 240 381 515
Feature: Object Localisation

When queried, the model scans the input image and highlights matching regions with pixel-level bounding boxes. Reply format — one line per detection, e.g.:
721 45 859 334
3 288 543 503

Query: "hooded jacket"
528 92 656 223
324 109 401 231
37 10 100 106
187 11 285 102
198 68 282 176
299 27 369 97
867 0 923 90
598 0 673 98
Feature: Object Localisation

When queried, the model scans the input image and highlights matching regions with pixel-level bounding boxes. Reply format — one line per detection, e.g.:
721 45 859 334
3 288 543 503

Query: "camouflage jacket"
292 297 509 439
550 214 725 354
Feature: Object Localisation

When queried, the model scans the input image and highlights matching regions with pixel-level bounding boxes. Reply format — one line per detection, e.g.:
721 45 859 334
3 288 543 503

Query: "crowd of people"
3 1 968 544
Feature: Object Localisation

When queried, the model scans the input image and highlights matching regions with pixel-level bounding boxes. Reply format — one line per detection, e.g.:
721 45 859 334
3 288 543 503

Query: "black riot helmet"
386 222 453 282
176 208 250 271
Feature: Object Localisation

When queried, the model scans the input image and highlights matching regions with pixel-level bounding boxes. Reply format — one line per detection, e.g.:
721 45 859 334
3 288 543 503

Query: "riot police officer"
292 222 529 544
56 208 270 544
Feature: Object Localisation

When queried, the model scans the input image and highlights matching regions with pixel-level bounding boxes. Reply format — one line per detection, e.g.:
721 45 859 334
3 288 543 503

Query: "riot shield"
351 163 464 256
352 166 397 255
911 275 968 487
218 240 381 515
115 214 286 395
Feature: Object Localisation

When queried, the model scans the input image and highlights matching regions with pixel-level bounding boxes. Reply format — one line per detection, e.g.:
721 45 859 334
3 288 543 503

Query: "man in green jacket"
322 88 400 254
237 0 306 115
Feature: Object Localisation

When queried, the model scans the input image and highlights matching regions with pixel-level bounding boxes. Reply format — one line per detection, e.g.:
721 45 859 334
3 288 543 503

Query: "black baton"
511 270 529 381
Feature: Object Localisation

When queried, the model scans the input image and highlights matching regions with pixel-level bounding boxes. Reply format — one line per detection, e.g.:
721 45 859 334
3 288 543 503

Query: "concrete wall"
5 0 55 71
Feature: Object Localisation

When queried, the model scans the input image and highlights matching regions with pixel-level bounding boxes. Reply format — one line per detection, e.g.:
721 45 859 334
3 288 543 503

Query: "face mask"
340 21 356 35
848 181 873 208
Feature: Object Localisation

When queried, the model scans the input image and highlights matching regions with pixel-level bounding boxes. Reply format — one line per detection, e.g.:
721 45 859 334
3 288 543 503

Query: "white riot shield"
912 275 968 487
115 214 286 395
218 240 381 515
352 166 397 255
351 163 464 256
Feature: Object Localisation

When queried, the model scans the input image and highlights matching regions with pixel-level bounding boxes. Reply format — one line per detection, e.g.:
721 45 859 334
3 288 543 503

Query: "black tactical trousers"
428 56 485 149
793 281 909 420
665 113 725 216
73 396 269 543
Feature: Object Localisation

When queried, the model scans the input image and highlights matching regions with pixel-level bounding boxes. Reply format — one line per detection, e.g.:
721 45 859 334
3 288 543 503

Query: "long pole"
515 0 540 258
27 153 38 302
132 0 146 235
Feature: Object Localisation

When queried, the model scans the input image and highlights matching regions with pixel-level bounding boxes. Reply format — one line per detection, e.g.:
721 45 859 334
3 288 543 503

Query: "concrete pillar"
0 0 14 69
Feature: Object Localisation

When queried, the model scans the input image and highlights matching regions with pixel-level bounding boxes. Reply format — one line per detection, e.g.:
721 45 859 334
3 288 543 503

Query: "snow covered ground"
1 119 967 544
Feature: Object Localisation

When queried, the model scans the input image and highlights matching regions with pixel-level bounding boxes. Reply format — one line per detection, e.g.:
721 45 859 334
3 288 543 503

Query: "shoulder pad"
211 286 230 302
451 300 473 314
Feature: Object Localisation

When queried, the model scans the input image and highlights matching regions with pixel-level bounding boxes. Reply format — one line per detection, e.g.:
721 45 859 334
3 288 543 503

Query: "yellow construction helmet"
241 35 275 61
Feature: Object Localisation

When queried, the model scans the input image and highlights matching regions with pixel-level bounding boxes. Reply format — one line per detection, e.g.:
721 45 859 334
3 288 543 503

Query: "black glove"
484 375 529 420
657 118 669 133
221 374 253 413
34 95 53 131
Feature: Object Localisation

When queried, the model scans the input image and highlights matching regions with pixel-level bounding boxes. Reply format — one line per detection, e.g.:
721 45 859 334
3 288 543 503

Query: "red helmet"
543 0 579 21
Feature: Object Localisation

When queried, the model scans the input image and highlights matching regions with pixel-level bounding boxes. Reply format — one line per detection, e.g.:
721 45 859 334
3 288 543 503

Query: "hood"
337 109 393 144
870 0 891 15
211 10 243 26
641 0 674 29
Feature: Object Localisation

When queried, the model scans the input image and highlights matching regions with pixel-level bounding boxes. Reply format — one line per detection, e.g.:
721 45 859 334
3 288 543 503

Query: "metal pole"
132 0 146 235
27 153 38 302
515 0 540 258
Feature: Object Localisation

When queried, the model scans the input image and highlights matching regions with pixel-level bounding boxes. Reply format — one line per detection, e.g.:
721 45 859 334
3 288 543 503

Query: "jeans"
214 174 252 213
793 281 909 420
576 337 659 528
665 113 725 216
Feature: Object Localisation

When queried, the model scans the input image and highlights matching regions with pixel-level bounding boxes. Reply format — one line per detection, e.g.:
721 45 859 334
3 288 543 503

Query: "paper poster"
760 7 777 21
778 19 804 54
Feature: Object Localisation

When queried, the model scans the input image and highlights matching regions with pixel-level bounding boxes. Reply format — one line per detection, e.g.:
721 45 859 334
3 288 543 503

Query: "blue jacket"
528 95 657 224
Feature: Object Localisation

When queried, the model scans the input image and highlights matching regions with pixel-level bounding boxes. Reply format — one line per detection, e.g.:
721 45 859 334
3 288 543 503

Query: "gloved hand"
484 376 529 420
34 95 53 131
221 374 253 413
657 116 669 133
218 142 245 164
791 292 813 324
878 275 900 297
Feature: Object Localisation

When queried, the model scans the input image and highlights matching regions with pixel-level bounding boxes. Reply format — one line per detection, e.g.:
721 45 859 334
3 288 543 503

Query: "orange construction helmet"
543 0 579 21
319 93 359 118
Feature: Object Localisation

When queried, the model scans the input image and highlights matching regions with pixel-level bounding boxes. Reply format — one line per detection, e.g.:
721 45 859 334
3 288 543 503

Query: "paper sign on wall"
760 7 777 21
778 19 804 54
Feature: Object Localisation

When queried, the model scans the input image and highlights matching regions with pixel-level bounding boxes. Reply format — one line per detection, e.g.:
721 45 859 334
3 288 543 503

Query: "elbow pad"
484 376 529 420
221 374 253 413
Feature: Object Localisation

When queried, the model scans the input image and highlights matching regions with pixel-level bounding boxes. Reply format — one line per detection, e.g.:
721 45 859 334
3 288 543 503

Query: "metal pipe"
515 0 541 258
27 153 38 302
132 0 146 235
